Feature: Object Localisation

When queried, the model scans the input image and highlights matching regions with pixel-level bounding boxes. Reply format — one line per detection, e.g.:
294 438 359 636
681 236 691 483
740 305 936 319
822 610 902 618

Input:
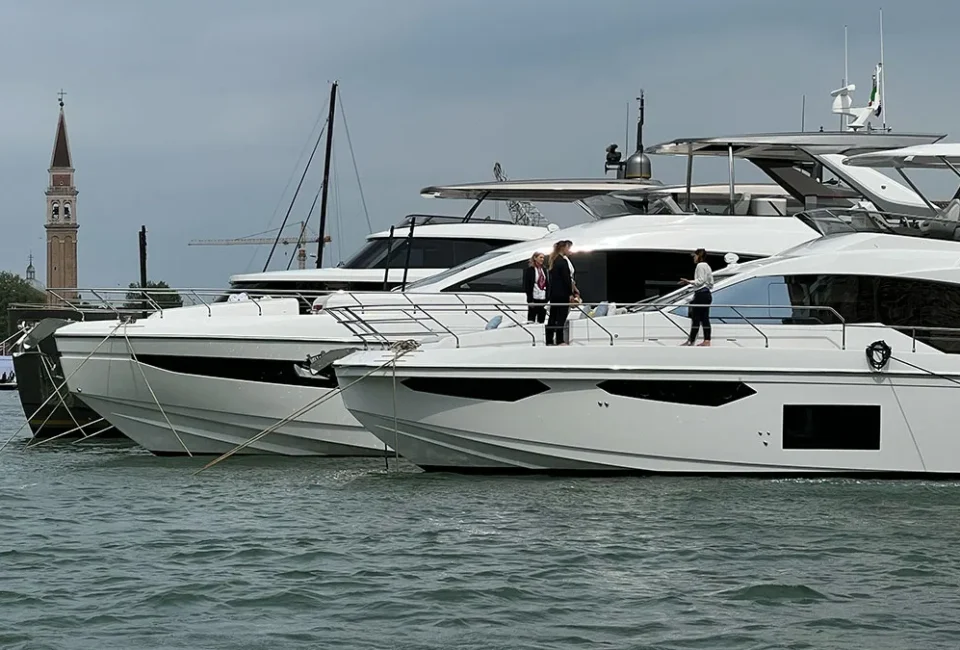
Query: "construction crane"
493 162 546 227
188 221 330 270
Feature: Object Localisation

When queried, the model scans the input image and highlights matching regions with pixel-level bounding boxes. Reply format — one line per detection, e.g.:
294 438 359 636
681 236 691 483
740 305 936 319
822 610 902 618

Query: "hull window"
401 377 549 402
782 404 881 450
136 355 338 388
597 379 757 407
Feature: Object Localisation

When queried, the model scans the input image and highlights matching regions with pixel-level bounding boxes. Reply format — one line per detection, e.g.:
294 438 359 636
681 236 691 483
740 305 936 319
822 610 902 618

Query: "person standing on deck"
546 240 579 346
681 248 714 347
523 252 549 324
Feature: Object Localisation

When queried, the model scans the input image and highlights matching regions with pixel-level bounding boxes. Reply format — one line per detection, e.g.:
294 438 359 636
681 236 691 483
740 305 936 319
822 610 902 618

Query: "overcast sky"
1 0 958 290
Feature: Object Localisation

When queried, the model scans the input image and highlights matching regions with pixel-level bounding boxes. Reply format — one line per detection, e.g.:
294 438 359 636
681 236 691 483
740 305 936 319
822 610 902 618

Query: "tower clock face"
53 174 70 186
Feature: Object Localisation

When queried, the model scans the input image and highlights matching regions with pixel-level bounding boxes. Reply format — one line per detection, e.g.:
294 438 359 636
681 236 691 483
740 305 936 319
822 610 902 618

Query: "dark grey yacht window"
669 273 960 352
445 250 761 304
342 237 518 269
783 404 881 450
447 260 528 293
403 249 512 291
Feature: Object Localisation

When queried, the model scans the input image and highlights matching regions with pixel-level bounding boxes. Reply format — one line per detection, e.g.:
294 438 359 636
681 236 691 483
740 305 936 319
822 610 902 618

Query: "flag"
870 63 883 117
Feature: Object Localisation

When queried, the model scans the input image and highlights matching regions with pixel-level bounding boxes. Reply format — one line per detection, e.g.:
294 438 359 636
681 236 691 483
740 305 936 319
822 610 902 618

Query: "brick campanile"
45 92 79 303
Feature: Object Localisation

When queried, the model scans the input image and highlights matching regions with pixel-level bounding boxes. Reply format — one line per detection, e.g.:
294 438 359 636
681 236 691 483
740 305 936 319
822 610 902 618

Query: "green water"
1 392 959 649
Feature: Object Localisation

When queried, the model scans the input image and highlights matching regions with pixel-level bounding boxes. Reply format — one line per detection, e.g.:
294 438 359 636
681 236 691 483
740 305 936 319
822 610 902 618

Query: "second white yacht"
336 208 960 475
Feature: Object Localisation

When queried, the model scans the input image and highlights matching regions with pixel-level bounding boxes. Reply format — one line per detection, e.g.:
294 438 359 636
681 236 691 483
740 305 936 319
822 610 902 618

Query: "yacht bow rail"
9 286 335 320
322 297 618 348
321 299 960 354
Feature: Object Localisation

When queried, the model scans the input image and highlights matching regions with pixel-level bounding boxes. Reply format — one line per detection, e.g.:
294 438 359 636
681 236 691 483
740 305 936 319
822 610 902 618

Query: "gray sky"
2 0 958 290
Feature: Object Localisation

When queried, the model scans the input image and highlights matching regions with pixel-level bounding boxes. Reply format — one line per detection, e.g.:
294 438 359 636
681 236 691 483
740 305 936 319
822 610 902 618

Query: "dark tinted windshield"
341 237 518 269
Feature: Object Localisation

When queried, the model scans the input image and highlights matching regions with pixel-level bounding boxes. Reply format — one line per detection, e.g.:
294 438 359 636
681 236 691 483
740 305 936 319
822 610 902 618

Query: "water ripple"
3 393 960 648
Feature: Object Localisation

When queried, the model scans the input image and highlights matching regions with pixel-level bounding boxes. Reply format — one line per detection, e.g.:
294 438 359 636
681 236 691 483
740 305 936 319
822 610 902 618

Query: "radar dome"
623 150 652 180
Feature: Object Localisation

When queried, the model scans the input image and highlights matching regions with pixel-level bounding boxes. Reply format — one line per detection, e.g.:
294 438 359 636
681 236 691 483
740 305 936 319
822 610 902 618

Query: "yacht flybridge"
841 143 960 220
334 208 960 475
53 130 949 458
220 214 554 311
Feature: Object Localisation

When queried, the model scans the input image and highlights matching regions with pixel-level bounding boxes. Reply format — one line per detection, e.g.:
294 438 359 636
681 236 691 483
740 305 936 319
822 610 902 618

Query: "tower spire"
51 92 72 169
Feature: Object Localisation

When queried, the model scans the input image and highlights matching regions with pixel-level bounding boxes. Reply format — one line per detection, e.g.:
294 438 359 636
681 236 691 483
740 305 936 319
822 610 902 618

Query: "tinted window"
446 260 527 293
669 274 960 352
403 249 512 291
342 238 516 270
783 404 880 450
668 275 793 323
444 250 760 301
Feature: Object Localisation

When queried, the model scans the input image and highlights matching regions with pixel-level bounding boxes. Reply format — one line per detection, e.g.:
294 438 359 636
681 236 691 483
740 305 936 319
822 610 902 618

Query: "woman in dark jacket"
522 252 549 323
546 240 578 345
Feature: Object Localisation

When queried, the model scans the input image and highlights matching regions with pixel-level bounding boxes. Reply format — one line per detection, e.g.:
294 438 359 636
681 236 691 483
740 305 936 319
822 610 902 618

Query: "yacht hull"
337 347 960 475
14 337 121 439
58 340 388 457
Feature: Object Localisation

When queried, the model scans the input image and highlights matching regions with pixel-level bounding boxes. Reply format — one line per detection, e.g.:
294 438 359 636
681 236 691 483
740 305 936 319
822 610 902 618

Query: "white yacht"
335 211 960 475
333 145 960 475
54 131 945 457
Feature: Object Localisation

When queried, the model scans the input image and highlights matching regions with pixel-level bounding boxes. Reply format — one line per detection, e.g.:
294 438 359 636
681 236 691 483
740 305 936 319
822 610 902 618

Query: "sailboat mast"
315 80 338 268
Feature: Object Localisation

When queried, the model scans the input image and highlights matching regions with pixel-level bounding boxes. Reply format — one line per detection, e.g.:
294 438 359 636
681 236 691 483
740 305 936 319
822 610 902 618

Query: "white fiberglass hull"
336 341 960 476
57 337 387 457
52 292 527 456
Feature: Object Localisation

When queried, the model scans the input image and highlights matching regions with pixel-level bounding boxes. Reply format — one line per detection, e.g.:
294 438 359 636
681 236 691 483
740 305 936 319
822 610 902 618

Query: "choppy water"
2 392 960 649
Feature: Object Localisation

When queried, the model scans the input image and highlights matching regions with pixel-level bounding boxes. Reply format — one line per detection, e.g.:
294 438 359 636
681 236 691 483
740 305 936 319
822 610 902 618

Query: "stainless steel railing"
10 286 332 320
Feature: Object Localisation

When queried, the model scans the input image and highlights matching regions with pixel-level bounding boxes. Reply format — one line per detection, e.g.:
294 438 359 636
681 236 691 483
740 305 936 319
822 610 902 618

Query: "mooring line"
25 416 108 449
122 325 193 457
70 425 116 444
1 320 125 453
391 350 400 471
194 340 419 475
21 354 86 449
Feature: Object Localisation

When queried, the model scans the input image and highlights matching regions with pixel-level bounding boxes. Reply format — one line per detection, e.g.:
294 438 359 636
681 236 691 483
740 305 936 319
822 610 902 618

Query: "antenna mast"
841 24 849 130
624 101 630 156
636 89 645 151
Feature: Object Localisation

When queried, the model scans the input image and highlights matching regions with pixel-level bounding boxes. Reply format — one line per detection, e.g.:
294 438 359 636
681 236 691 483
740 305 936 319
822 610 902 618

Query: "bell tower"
45 90 79 303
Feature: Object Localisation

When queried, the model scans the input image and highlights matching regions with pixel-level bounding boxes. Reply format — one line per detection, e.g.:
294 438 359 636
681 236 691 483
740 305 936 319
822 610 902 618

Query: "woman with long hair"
523 251 549 323
681 248 714 346
546 240 578 345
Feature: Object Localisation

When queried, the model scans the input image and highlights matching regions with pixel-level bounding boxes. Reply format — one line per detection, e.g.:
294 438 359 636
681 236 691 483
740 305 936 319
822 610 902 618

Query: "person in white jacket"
680 248 714 346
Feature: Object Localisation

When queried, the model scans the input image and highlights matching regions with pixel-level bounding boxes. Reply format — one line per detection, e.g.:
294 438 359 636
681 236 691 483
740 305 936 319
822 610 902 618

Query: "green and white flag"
869 63 883 117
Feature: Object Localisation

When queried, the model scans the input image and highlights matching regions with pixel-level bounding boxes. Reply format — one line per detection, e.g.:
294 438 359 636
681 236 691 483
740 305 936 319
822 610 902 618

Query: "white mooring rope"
122 325 194 457
1 320 126 453
194 340 419 475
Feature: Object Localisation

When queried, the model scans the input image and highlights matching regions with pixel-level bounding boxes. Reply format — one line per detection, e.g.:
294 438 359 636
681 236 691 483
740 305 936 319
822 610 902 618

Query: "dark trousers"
688 289 712 343
527 300 547 324
546 304 570 345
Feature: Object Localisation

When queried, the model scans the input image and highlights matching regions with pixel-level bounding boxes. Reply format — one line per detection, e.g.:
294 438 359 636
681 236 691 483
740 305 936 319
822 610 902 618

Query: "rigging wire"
243 102 329 273
263 117 328 272
333 140 343 263
337 90 373 234
285 184 322 271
